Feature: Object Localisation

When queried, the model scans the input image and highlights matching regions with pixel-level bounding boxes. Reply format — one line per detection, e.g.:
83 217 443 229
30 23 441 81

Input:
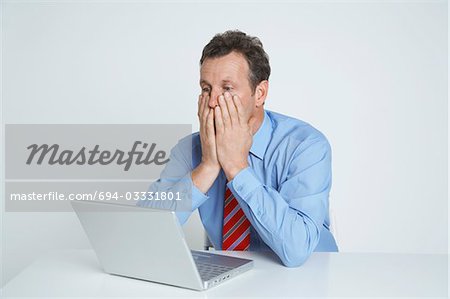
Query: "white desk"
2 249 447 298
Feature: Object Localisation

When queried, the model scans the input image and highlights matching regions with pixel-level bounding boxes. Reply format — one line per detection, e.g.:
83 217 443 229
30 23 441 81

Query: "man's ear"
255 80 269 107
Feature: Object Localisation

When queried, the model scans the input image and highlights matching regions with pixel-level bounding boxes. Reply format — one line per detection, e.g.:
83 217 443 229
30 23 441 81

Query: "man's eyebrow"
222 79 234 84
199 79 235 85
200 79 210 86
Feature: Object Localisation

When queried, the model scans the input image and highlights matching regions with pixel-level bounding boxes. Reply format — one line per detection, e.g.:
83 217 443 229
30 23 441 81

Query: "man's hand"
197 93 221 171
215 92 256 181
191 94 221 194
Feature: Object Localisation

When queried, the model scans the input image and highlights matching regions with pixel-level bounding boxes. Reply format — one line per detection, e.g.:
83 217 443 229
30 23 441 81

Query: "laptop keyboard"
194 260 234 281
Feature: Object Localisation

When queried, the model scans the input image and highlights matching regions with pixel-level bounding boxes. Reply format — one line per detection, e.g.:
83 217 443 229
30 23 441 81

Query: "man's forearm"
191 162 221 194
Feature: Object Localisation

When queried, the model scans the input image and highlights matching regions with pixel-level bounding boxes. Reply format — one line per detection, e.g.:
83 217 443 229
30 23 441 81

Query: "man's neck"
251 108 265 135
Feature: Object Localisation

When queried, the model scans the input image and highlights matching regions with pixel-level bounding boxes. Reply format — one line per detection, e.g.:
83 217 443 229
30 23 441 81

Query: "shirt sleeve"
136 137 209 225
227 137 332 267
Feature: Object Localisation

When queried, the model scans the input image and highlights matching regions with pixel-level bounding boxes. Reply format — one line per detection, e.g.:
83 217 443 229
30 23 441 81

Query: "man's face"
200 51 256 118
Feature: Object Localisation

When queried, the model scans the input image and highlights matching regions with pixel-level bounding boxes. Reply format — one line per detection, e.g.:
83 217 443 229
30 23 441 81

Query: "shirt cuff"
188 171 210 210
227 166 262 200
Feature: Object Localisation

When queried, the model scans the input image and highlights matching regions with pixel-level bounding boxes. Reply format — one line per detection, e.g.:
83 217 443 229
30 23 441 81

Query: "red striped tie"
222 186 251 251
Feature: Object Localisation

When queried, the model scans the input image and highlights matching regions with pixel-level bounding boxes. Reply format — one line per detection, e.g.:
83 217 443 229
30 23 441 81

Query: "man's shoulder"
176 132 201 149
266 110 329 146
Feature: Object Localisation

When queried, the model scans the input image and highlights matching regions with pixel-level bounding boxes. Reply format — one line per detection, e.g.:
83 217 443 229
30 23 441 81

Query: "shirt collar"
250 110 272 160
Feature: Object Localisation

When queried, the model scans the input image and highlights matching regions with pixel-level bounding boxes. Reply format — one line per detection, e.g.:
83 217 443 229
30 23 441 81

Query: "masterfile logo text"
26 141 170 171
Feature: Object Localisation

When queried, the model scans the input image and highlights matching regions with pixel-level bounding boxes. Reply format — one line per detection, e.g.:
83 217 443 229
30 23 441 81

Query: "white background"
1 0 448 285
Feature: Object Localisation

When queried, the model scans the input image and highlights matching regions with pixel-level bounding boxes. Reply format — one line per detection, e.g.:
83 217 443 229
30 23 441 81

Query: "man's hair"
200 30 271 94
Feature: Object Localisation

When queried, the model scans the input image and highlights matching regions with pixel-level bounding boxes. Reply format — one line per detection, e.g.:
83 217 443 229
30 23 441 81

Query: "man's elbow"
278 229 319 267
279 249 311 268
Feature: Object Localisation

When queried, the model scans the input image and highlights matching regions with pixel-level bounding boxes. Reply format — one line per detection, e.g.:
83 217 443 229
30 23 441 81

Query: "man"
138 30 338 267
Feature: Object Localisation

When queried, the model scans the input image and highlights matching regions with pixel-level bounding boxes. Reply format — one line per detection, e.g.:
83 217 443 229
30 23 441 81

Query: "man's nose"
208 90 220 108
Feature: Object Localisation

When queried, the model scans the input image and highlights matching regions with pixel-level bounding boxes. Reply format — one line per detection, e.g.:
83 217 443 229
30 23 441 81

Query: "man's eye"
202 88 210 93
224 86 232 91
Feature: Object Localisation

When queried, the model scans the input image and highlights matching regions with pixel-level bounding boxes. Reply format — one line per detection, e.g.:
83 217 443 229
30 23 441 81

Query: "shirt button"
237 185 243 192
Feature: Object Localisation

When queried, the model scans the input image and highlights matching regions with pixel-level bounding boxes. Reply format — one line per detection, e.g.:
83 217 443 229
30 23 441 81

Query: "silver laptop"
71 200 253 291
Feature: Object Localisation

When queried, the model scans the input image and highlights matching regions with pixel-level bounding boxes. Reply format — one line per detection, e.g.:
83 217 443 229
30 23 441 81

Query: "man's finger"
232 94 246 124
214 105 224 134
197 94 203 118
205 108 215 136
201 98 210 138
224 92 238 126
218 94 231 128
201 95 210 123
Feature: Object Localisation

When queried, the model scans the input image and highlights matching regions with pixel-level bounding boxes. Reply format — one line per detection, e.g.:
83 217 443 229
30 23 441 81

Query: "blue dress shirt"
138 109 338 267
